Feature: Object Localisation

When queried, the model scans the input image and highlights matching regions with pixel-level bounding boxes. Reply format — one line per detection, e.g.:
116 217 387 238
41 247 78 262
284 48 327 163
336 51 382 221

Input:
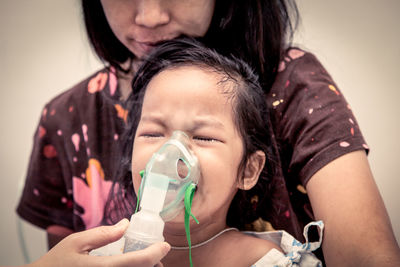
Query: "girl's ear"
238 150 266 190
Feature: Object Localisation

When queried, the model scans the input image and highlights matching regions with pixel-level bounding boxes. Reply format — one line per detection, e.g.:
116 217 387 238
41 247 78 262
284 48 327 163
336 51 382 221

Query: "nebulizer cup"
123 131 200 252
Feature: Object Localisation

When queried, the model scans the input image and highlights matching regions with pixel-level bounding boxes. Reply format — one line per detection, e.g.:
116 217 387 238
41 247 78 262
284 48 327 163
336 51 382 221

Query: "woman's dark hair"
81 0 298 91
104 37 277 229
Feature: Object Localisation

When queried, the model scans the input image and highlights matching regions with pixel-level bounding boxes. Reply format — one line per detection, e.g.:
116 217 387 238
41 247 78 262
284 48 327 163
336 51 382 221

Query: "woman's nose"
134 0 170 28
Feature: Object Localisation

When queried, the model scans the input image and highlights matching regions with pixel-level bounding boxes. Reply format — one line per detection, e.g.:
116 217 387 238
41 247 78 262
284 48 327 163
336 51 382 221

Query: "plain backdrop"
1 0 399 265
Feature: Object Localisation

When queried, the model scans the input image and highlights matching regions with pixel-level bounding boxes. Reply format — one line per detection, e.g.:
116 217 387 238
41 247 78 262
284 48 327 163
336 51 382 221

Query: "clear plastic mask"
139 130 200 221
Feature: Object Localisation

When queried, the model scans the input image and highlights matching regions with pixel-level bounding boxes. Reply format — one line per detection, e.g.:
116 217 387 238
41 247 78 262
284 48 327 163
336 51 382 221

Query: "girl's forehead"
143 68 236 114
142 65 238 114
141 65 240 129
159 64 215 77
148 65 236 94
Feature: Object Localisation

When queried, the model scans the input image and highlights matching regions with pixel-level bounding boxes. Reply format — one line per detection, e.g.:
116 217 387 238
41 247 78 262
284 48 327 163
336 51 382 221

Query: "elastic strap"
135 170 145 213
184 183 199 267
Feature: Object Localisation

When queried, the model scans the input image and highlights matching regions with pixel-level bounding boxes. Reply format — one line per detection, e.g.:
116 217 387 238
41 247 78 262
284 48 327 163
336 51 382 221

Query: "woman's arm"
306 150 400 266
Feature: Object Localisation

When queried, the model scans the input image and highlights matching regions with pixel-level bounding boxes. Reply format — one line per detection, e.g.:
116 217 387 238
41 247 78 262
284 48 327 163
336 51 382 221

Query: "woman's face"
100 0 216 59
131 66 244 232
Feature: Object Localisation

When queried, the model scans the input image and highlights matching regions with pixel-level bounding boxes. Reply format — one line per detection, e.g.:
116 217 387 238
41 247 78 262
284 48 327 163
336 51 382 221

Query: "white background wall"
1 0 399 265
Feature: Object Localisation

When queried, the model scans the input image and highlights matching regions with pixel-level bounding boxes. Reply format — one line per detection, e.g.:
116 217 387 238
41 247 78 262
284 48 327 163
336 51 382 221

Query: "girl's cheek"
195 147 219 165
132 174 142 195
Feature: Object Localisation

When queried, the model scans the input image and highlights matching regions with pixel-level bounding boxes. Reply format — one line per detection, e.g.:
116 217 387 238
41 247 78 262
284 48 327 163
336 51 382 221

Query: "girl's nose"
134 0 170 28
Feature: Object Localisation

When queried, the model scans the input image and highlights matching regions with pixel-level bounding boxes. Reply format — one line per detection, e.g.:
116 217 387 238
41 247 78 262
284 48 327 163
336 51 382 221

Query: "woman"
17 0 400 265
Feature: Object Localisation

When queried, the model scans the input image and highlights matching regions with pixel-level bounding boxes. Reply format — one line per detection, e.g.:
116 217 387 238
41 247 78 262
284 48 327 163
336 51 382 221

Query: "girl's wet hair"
81 0 298 91
105 37 277 229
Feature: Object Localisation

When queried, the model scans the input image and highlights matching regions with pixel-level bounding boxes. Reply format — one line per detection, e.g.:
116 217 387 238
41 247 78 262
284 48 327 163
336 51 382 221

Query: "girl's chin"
163 221 189 237
163 210 204 232
162 196 203 223
163 213 186 225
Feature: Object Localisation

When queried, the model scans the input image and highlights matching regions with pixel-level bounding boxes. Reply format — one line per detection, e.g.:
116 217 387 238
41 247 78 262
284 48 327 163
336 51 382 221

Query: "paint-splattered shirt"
16 48 368 240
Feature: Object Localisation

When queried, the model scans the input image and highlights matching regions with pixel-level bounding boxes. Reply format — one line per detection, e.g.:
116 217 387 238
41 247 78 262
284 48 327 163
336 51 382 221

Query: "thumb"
72 219 129 252
141 242 171 262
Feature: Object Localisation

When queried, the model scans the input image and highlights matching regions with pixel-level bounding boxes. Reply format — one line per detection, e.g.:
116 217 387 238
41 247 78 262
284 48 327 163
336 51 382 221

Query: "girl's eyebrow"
191 117 225 131
140 114 225 131
140 115 168 129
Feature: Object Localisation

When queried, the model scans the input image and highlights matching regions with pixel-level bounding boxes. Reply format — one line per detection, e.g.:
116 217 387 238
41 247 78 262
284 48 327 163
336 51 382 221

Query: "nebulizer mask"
123 130 200 253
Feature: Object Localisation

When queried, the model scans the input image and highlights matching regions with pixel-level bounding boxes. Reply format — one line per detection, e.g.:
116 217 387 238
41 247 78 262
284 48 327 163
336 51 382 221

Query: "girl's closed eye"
140 132 164 139
193 135 221 143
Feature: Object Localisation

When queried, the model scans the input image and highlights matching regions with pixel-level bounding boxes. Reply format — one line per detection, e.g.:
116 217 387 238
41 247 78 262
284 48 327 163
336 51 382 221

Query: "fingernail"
162 242 171 253
115 218 128 228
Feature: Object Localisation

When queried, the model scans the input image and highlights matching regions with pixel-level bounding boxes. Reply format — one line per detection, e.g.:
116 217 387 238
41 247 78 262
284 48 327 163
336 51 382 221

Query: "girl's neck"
170 227 238 250
162 224 239 267
163 217 227 248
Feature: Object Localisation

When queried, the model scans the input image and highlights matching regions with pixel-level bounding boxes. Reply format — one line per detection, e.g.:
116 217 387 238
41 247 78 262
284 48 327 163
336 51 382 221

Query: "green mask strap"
135 170 145 214
137 171 198 266
184 183 199 267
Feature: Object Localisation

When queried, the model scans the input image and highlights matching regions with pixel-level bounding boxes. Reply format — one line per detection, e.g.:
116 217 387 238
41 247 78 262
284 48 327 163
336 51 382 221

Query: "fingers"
67 219 129 252
140 242 171 264
30 221 170 267
102 242 171 267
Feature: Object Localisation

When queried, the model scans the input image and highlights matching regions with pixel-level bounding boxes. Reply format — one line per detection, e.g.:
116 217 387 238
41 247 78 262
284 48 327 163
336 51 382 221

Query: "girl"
105 37 323 266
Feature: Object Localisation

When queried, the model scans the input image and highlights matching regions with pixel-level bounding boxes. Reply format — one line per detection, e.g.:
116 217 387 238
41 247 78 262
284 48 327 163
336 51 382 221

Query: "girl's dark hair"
81 0 298 90
104 37 277 229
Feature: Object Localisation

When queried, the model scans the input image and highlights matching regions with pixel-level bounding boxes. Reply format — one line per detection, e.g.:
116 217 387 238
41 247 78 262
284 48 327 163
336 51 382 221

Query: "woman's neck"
116 58 142 101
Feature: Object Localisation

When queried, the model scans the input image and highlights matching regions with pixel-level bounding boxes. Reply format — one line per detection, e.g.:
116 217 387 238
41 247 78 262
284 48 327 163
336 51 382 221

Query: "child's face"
131 65 244 230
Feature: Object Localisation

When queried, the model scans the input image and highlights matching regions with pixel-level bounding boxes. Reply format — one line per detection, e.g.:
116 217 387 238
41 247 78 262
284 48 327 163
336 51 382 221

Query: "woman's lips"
135 41 157 54
128 36 177 57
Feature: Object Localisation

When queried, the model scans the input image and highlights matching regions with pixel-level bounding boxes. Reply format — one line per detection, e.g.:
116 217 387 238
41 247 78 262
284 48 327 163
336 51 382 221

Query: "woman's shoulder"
44 67 117 110
38 67 120 131
269 46 336 108
282 47 322 67
275 47 329 81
